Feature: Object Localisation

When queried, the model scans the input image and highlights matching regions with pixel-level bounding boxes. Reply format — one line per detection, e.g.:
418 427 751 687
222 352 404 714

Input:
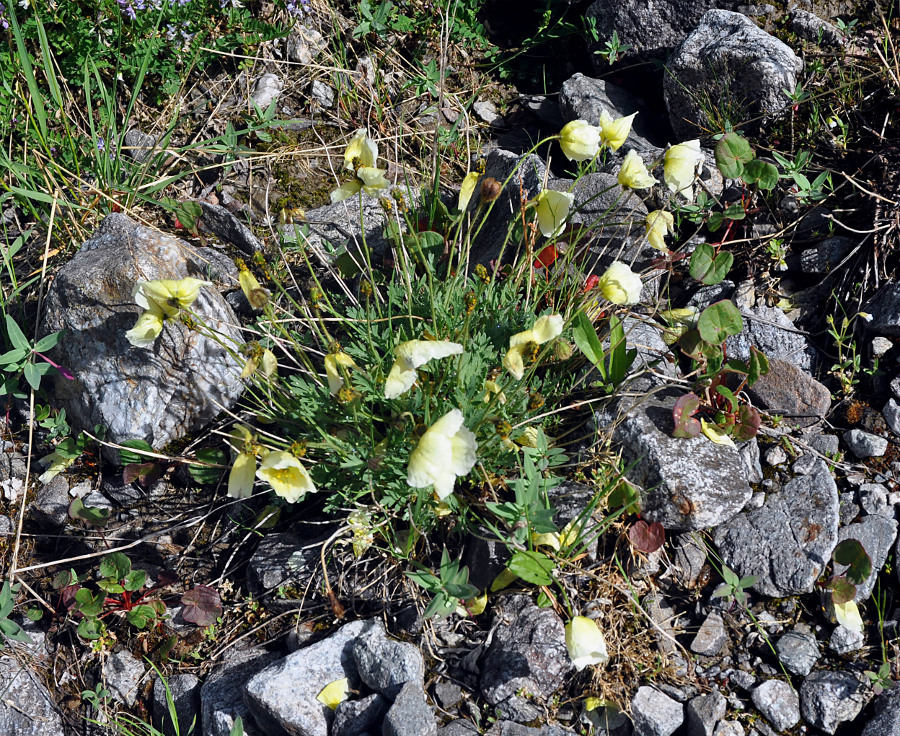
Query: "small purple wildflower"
117 0 136 20
96 137 105 152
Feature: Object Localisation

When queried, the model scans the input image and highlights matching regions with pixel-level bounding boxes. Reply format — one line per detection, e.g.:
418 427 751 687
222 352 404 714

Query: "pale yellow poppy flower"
134 278 212 318
565 616 609 670
533 189 575 238
598 261 642 305
617 150 657 190
330 166 389 203
256 450 316 503
503 314 564 379
325 352 360 395
343 129 378 171
645 210 675 252
598 110 637 151
125 301 165 348
664 140 704 198
384 339 463 399
559 120 601 162
407 408 478 500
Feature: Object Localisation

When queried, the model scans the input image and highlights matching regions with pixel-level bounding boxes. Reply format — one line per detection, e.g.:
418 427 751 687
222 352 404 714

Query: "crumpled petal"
645 210 675 252
228 452 257 499
384 340 463 399
598 110 637 152
330 179 363 204
700 419 736 448
834 599 863 634
617 150 658 190
407 408 478 500
256 451 316 504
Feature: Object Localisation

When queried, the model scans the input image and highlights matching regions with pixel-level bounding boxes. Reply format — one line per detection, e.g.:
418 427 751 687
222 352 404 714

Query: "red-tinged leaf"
583 275 599 292
61 584 81 610
673 393 701 438
154 570 180 589
180 585 223 627
733 405 761 441
833 538 872 585
123 462 164 488
534 244 558 269
628 520 665 553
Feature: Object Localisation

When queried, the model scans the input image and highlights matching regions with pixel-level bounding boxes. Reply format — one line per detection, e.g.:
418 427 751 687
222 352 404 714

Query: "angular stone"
860 686 900 736
828 625 864 654
746 358 830 430
479 596 572 706
751 680 800 731
775 628 820 676
799 236 854 272
244 620 374 736
352 621 425 699
883 399 900 436
686 690 726 736
40 214 243 453
195 200 264 255
382 681 436 736
844 429 888 458
664 11 802 139
631 686 684 736
714 457 839 597
250 72 282 109
715 721 744 736
799 670 869 734
834 516 897 601
671 533 707 588
0 630 65 735
201 646 280 736
153 673 200 736
726 305 816 373
865 283 900 336
789 9 846 47
333 693 388 736
604 389 752 531
691 613 727 657
103 649 146 707
286 24 327 65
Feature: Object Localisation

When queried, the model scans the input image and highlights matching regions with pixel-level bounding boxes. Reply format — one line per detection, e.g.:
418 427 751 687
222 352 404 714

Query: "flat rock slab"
746 357 830 430
713 458 839 597
604 390 752 530
201 646 281 736
0 636 65 736
244 619 374 736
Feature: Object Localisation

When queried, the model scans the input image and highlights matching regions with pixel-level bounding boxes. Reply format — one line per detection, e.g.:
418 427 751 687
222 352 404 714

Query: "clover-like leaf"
697 300 743 345
689 244 734 286
715 132 755 179
69 498 110 529
732 405 761 441
833 538 872 586
627 520 665 553
180 585 223 627
672 392 701 438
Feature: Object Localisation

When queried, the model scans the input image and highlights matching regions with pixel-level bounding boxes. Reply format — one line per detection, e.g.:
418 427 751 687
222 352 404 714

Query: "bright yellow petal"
598 261 642 305
228 452 257 499
316 678 349 710
531 314 564 344
458 171 480 212
344 129 378 170
256 451 316 503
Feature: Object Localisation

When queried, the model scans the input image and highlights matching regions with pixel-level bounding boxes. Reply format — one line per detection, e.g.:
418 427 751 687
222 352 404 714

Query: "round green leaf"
697 300 743 344
714 132 755 179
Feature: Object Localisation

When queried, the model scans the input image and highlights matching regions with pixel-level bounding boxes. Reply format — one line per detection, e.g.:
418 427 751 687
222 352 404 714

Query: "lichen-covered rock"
713 457 839 597
664 10 803 139
799 670 869 734
40 214 243 454
600 389 752 530
746 357 830 430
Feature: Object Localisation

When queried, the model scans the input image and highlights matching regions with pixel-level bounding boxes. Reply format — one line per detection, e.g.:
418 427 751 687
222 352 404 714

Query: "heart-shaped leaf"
627 520 665 553
833 538 872 585
697 300 743 345
672 392 701 438
181 585 223 627
715 132 755 178
689 244 734 286
733 405 761 441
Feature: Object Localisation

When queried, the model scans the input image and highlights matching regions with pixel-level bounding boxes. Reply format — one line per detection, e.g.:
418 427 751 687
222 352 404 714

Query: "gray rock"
799 670 869 734
333 693 388 736
727 304 816 373
789 9 846 46
103 649 146 707
382 681 437 736
40 214 244 454
123 128 158 162
859 483 891 517
601 389 752 531
195 200 264 255
631 686 684 736
201 646 280 736
884 399 900 437
310 80 335 108
250 72 282 109
799 236 854 272
713 457 839 597
474 101 502 125
664 11 802 138
844 429 888 458
352 621 425 699
153 673 200 736
247 532 301 596
860 686 900 736
469 150 545 267
806 433 840 456
671 532 707 588
286 25 326 64
873 337 894 357
828 625 864 654
433 682 463 710
584 0 743 65
29 475 69 527
738 439 763 484
864 283 900 337
439 721 480 736
715 721 744 736
558 74 659 150
645 593 681 655
726 669 755 691
834 516 897 600
751 680 800 731
688 281 735 311
746 358 830 430
691 613 728 657
765 446 787 466
686 691 726 736
547 479 604 561
0 630 65 735
479 596 572 706
244 619 374 736
775 627 820 676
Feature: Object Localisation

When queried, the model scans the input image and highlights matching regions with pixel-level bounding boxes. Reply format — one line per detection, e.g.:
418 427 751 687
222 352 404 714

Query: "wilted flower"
347 509 375 558
125 301 165 348
664 140 704 198
256 450 316 504
458 171 480 212
559 120 601 162
407 408 478 500
325 351 360 395
617 150 657 190
597 261 642 305
480 177 502 202
598 110 637 152
384 339 463 399
483 379 507 405
700 419 735 448
227 426 257 500
504 314 564 379
238 267 269 310
316 678 349 710
134 277 212 318
533 189 575 238
565 616 609 670
343 128 378 171
645 210 675 252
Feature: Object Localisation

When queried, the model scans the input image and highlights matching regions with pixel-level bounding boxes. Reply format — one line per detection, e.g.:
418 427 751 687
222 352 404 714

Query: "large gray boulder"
0 626 65 736
599 389 753 530
713 457 839 597
201 646 280 736
40 213 244 453
664 11 803 138
799 670 870 734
